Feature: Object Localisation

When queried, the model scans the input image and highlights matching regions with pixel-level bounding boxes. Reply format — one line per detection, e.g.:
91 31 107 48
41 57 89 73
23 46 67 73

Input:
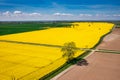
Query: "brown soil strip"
97 28 120 50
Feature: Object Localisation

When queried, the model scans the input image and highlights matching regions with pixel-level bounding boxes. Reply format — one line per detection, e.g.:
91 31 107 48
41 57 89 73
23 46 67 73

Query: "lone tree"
61 42 77 63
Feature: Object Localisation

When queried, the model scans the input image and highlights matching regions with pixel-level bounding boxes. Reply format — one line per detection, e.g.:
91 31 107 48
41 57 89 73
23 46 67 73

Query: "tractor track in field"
0 40 120 54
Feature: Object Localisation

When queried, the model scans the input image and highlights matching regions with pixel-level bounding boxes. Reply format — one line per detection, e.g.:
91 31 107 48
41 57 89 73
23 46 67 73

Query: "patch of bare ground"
54 28 120 80
97 28 120 50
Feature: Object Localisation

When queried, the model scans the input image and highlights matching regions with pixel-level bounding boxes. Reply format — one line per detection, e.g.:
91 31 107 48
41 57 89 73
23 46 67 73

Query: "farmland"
0 22 71 35
0 22 114 79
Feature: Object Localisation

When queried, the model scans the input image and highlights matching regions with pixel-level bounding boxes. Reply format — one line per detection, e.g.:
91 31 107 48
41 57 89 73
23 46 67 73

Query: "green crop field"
0 21 71 35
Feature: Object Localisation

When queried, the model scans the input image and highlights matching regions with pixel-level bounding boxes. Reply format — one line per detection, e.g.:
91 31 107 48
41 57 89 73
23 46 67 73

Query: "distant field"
0 22 71 35
112 21 120 28
0 22 114 79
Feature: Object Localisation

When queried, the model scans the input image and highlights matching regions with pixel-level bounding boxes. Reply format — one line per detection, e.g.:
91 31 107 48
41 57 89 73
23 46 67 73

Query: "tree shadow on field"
66 58 89 66
76 59 89 66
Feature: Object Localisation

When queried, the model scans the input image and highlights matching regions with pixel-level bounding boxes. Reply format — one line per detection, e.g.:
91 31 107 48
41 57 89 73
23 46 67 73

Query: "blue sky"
0 0 120 21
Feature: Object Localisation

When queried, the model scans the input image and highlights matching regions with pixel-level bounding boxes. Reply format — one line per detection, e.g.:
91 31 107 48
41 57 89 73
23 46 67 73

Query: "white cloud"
13 11 22 14
53 13 73 16
0 11 42 21
53 13 60 16
29 13 41 16
1 11 41 17
95 14 101 17
95 14 113 17
113 14 120 17
102 14 111 17
2 11 11 16
0 11 120 21
79 14 92 17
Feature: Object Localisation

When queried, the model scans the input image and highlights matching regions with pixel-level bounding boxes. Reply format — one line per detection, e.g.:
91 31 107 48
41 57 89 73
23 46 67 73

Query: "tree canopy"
61 42 77 63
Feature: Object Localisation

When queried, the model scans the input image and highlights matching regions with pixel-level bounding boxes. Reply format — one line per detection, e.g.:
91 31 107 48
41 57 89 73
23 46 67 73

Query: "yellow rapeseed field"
0 22 114 80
